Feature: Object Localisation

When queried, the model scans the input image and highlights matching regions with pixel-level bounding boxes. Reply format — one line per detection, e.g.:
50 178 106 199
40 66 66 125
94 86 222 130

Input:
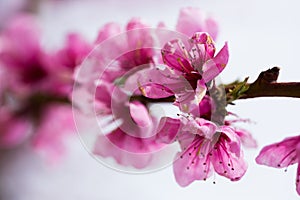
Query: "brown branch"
240 67 300 99
129 95 175 104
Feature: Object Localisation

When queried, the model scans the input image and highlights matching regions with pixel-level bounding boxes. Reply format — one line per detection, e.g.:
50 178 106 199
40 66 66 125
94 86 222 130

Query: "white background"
1 0 300 199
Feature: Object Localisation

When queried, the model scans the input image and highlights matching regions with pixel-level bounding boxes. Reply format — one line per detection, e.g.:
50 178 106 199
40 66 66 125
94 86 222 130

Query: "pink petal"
221 126 241 156
0 114 32 148
199 95 214 118
190 32 216 60
123 65 186 99
95 22 122 44
195 118 217 139
32 105 75 164
129 101 152 127
176 7 218 39
162 39 194 74
125 18 154 66
173 138 213 187
55 33 92 69
0 14 41 65
212 136 247 181
188 80 207 116
115 24 155 70
256 136 300 168
176 7 206 38
205 17 219 40
156 117 181 144
297 163 300 195
202 42 229 82
139 83 174 98
296 142 300 195
126 17 150 30
235 128 258 148
93 128 163 169
95 81 114 113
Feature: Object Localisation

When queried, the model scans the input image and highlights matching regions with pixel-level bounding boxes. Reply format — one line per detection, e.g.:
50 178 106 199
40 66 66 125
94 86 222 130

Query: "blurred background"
0 0 300 199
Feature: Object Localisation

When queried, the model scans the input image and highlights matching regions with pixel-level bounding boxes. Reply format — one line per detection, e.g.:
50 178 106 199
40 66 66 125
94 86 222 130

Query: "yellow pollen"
177 58 189 72
137 81 147 96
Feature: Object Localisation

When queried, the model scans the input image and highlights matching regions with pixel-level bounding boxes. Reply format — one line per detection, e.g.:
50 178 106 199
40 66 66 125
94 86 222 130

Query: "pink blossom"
0 108 32 148
93 100 165 168
93 128 164 169
256 135 300 195
95 22 122 44
32 105 75 164
50 33 92 95
75 14 222 170
0 14 50 94
124 33 223 115
162 32 228 85
159 117 247 187
0 14 78 162
176 7 219 39
54 33 92 70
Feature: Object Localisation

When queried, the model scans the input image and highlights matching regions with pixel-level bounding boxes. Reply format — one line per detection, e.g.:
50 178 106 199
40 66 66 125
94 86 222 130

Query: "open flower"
158 117 247 186
256 135 300 195
160 32 228 113
162 32 228 86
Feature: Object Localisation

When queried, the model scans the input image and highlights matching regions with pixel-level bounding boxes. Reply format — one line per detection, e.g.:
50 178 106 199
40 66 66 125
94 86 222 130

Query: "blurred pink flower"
256 135 300 195
32 104 75 164
0 108 32 148
0 14 51 95
50 33 92 95
0 14 80 162
176 7 219 39
93 99 165 169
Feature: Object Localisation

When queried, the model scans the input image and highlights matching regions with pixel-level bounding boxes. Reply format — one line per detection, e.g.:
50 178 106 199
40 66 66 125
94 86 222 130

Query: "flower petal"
255 136 300 168
234 128 258 148
176 7 218 39
202 42 229 82
296 163 300 195
156 117 181 144
296 142 300 195
173 138 213 187
95 22 122 44
93 128 163 169
129 101 152 127
162 39 194 74
212 137 247 181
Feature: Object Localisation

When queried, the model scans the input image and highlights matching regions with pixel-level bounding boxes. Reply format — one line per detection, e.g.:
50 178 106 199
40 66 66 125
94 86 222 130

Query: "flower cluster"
0 14 91 163
71 7 258 186
1 6 299 196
